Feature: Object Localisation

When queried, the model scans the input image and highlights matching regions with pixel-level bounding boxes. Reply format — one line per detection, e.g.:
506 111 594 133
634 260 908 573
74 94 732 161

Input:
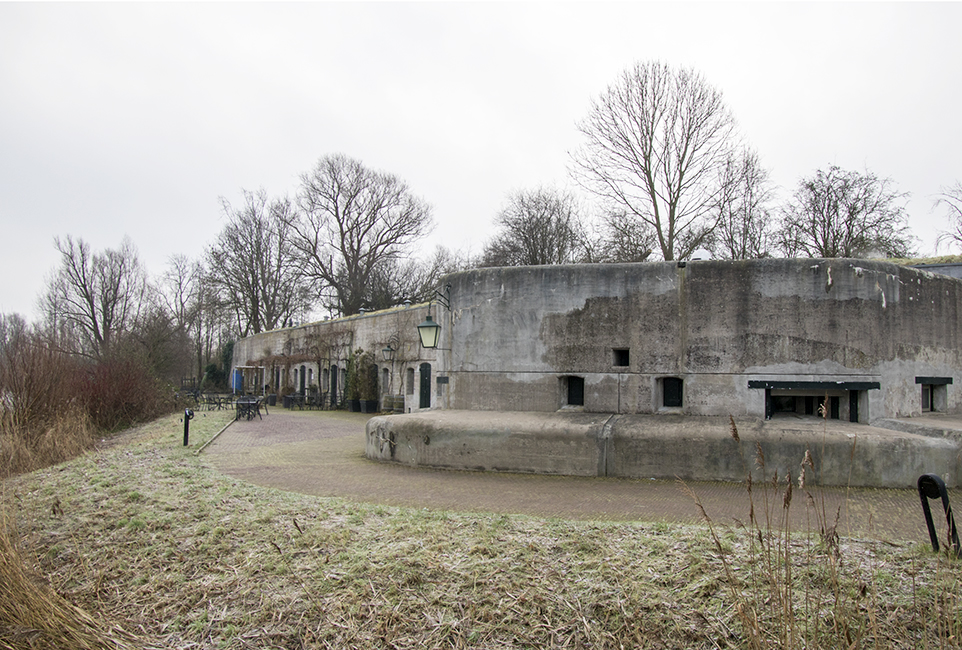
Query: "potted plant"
345 349 362 412
359 351 380 413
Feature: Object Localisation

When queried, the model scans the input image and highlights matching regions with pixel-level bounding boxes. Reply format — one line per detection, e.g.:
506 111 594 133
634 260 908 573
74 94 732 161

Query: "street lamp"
382 344 396 362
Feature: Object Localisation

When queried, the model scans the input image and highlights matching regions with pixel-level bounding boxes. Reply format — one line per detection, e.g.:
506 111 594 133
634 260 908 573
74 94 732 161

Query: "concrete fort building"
231 258 962 488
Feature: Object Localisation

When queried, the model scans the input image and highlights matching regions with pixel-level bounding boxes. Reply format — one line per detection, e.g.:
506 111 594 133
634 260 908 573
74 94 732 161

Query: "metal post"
183 408 194 446
918 473 960 556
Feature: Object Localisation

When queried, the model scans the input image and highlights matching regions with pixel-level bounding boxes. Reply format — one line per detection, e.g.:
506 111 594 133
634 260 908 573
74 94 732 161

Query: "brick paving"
203 409 956 543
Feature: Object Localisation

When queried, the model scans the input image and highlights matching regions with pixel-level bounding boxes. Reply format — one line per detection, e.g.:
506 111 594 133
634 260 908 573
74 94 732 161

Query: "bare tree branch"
286 154 433 316
42 236 150 358
481 187 587 267
777 165 915 258
572 61 738 260
935 182 962 253
207 189 312 335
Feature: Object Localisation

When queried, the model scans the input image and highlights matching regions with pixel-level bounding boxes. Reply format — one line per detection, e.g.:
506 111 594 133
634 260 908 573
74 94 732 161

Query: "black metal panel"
915 376 954 385
748 380 880 391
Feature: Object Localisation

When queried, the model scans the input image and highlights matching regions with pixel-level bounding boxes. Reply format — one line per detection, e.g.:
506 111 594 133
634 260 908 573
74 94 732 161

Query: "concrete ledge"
365 411 962 488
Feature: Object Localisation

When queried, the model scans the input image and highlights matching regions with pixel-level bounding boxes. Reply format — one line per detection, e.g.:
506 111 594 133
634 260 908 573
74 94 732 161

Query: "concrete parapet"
366 410 961 488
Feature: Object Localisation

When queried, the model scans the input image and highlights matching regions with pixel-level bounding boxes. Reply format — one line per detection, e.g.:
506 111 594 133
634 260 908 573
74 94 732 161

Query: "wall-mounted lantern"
382 344 396 362
417 315 442 349
416 284 451 349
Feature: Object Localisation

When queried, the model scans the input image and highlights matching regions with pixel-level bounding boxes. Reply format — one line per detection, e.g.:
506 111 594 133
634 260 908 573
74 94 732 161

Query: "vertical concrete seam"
600 414 620 477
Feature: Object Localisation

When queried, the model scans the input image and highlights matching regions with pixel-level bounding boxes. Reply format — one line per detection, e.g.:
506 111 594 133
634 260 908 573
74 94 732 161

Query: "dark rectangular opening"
613 348 630 367
772 395 797 413
663 377 683 408
567 376 585 406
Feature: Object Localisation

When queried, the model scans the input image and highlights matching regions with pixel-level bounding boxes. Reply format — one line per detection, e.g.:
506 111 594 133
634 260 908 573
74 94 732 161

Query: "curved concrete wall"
440 259 962 420
366 411 961 488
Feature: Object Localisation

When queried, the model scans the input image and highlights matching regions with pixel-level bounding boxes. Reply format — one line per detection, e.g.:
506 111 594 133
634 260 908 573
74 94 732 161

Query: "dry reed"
0 491 139 650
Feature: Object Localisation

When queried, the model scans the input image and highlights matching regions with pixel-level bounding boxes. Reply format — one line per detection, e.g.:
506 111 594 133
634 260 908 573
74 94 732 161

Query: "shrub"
72 354 167 432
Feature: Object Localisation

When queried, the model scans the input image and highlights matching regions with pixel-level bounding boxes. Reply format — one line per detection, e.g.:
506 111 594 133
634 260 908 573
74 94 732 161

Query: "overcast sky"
2 2 960 321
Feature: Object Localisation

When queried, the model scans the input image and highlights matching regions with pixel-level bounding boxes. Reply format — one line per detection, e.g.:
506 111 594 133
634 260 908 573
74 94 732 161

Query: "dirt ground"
202 408 953 543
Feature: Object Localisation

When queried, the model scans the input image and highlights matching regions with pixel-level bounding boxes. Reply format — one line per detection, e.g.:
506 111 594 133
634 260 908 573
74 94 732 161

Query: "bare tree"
777 165 915 258
287 154 434 316
935 182 962 252
361 246 464 309
41 236 151 358
481 187 588 267
598 210 655 263
713 148 774 259
159 254 211 379
160 254 202 336
207 189 312 336
571 61 738 261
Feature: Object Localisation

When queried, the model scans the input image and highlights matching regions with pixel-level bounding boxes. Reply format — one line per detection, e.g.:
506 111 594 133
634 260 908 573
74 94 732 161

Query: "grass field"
3 411 961 649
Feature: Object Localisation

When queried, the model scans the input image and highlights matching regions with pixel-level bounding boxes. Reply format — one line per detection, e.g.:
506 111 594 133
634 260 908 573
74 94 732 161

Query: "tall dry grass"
0 406 97 479
685 411 962 649
0 492 139 650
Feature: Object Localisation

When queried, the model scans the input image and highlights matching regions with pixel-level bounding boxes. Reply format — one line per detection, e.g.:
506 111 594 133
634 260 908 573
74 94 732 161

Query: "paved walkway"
203 409 956 543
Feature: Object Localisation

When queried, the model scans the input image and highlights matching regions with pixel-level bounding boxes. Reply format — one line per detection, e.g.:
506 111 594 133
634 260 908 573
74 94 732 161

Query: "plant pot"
349 399 361 412
361 399 379 413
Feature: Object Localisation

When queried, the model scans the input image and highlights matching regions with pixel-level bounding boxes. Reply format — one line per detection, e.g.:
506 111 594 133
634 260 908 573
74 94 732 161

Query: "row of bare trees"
208 153 461 333
10 60 962 417
480 60 953 266
0 150 458 440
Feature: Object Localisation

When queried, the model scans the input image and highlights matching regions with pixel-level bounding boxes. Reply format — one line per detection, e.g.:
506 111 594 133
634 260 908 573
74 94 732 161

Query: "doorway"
419 363 431 409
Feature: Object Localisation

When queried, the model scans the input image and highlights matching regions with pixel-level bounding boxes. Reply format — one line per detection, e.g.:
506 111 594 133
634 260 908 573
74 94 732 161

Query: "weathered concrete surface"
444 259 962 419
366 410 962 488
233 259 962 426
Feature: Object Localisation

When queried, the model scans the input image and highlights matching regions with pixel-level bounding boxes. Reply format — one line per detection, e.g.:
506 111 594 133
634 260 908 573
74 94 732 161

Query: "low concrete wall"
365 411 961 488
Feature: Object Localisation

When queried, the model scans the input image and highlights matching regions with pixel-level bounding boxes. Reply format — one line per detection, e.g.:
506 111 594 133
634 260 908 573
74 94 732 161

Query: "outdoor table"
235 397 262 421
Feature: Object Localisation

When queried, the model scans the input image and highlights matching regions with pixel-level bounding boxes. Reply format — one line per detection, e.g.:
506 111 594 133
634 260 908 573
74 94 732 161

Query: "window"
922 385 933 412
613 348 630 367
406 368 415 395
663 377 683 408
